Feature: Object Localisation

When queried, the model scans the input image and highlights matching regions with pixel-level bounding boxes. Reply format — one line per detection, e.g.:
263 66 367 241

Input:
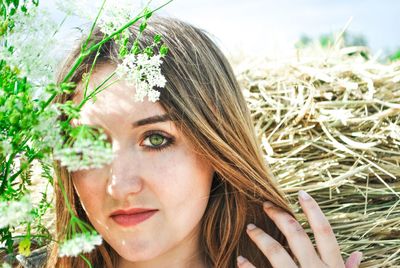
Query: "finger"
345 251 363 268
246 223 297 268
298 190 344 267
263 201 321 267
237 256 256 268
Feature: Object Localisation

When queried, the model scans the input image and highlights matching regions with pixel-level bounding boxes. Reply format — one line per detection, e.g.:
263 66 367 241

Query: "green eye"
149 134 164 146
142 131 175 152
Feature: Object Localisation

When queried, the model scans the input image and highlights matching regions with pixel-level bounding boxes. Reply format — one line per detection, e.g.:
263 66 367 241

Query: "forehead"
72 63 166 126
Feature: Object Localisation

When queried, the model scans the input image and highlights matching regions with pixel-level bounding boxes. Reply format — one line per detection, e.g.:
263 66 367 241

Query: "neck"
117 226 208 268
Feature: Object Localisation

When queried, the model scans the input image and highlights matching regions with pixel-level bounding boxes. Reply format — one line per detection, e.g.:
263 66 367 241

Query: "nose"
106 148 144 200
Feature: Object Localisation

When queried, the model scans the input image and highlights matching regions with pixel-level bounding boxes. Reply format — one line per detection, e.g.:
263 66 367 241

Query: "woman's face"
71 64 215 265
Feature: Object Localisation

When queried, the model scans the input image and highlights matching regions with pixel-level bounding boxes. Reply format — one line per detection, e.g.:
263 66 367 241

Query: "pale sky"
41 0 400 59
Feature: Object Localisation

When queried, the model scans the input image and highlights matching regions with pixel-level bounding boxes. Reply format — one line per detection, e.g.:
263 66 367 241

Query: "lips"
110 208 158 227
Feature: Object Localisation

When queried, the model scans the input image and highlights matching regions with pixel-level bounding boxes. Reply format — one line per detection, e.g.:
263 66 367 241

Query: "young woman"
45 17 362 268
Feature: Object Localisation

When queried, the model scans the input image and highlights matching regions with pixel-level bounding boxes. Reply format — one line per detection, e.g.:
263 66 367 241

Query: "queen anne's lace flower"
53 134 114 172
0 138 12 157
56 0 142 36
116 54 166 102
0 197 33 229
58 233 103 257
29 104 63 152
0 8 60 86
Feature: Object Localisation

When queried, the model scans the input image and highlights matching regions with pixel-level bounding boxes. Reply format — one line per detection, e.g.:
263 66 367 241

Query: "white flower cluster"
58 233 103 257
29 104 63 152
0 138 12 157
0 197 33 229
0 8 60 86
56 0 142 36
0 263 11 268
56 0 167 103
53 133 114 172
116 54 167 102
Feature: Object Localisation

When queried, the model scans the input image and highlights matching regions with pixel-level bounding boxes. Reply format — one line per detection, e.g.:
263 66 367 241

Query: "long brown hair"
48 16 295 267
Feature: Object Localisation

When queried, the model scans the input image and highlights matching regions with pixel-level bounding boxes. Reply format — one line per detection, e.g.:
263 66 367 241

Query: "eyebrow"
132 114 172 128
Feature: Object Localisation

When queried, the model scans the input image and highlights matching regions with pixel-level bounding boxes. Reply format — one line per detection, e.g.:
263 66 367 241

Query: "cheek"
148 147 214 217
72 173 106 218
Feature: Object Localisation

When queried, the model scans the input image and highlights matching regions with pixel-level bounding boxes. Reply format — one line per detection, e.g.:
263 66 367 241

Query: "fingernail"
299 190 311 200
247 223 256 230
263 201 274 209
237 255 246 265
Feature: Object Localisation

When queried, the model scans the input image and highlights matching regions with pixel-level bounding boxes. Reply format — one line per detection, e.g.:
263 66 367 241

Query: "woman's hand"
238 190 363 268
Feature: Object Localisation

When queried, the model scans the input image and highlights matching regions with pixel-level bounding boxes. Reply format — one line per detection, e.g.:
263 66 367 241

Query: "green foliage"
0 0 173 265
295 31 368 49
389 49 400 61
160 44 169 56
0 0 39 36
0 60 36 142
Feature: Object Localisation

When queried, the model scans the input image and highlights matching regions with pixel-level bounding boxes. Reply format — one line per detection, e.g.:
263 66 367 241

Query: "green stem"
82 0 107 51
37 0 172 115
79 253 93 268
1 150 37 193
12 234 55 242
71 216 89 234
64 0 172 83
81 73 117 107
56 171 74 215
83 45 103 100
0 151 16 194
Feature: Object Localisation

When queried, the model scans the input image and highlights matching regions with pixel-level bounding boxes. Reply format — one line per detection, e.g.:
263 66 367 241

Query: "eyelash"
141 130 175 152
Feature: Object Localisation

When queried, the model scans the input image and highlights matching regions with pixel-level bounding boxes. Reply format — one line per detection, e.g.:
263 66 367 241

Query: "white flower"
116 54 166 102
1 263 12 268
0 197 33 229
29 104 63 152
0 8 61 86
147 89 161 102
58 233 103 257
0 138 12 157
53 133 114 172
56 0 143 36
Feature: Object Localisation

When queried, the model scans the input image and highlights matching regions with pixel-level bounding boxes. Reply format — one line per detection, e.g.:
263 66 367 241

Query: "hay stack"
234 45 400 267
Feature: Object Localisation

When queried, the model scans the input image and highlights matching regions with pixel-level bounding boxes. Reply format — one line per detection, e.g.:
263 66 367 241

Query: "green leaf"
9 7 16 16
13 0 20 9
153 34 161 44
59 100 81 119
119 46 128 58
139 21 147 32
133 45 141 55
144 8 152 19
144 47 154 57
0 20 8 36
159 44 169 56
389 49 400 61
60 82 77 94
18 238 31 257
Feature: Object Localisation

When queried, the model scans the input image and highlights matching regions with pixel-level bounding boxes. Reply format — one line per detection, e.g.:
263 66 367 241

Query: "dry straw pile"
233 43 400 267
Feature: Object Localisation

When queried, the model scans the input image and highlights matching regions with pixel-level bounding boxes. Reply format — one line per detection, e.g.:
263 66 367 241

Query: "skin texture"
237 191 363 268
71 64 214 268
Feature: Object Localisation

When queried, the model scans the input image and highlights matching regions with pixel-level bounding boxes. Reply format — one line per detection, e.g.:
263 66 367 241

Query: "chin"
113 240 165 262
